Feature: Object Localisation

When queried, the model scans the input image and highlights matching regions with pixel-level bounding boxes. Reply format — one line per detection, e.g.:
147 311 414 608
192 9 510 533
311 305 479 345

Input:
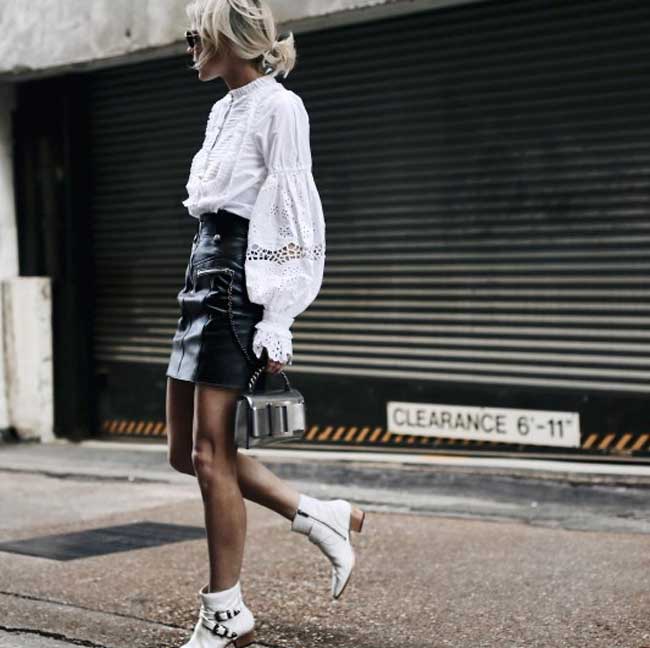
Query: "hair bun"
267 32 291 55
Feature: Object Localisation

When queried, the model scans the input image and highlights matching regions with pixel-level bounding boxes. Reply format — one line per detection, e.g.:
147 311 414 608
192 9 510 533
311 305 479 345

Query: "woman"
165 1 366 646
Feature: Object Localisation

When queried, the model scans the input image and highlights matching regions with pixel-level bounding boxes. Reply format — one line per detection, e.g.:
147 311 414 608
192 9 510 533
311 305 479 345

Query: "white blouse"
182 73 326 366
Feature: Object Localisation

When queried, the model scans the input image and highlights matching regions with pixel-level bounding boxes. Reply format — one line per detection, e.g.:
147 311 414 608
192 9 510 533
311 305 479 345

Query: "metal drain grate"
0 521 206 561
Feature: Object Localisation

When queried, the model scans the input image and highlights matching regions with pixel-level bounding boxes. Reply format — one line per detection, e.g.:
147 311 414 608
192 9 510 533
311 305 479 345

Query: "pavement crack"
1 592 290 648
0 624 109 648
0 589 185 630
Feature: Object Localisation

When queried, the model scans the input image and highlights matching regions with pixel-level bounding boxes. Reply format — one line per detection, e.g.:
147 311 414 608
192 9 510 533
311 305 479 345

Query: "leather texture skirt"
166 209 267 390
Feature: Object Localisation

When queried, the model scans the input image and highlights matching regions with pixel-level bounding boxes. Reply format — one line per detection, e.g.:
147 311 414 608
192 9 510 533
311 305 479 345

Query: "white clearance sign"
387 401 581 448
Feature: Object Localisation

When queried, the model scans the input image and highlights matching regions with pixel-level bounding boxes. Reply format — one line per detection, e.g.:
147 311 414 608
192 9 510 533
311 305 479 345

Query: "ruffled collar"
228 73 276 100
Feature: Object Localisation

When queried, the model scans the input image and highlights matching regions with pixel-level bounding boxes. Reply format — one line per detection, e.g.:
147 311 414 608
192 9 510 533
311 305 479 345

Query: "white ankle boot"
180 581 256 648
291 493 365 599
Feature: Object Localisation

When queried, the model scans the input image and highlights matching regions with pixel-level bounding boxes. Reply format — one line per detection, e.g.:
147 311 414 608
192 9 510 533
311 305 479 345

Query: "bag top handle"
246 364 291 393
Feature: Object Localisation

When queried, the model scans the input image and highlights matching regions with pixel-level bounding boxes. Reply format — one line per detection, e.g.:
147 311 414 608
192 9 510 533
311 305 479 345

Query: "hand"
266 357 286 375
261 347 286 375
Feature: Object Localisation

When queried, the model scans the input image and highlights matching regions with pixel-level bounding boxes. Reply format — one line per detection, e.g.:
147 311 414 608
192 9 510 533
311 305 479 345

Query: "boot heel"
234 629 256 647
349 506 365 533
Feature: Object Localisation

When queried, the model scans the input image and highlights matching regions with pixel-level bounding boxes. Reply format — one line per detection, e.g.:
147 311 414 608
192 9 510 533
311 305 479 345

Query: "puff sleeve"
245 91 326 365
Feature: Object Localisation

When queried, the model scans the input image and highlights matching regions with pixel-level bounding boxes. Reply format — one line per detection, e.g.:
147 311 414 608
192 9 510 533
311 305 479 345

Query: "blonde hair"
185 0 297 79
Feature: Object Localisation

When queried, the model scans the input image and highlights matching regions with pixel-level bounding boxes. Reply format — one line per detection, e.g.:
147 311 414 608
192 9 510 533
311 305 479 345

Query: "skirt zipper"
196 266 234 277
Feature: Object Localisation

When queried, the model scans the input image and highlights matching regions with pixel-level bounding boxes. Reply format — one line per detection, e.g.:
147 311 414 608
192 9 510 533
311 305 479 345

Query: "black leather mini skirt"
166 209 267 390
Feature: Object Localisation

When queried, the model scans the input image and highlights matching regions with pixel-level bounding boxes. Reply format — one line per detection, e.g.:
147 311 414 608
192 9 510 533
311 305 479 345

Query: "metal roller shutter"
87 0 650 432
297 0 650 396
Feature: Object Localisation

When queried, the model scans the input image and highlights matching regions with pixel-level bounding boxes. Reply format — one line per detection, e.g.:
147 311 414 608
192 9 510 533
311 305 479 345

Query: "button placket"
200 99 233 177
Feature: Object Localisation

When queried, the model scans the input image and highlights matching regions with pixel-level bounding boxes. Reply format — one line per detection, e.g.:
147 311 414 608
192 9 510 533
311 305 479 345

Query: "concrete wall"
0 83 53 442
0 0 483 80
1 278 54 442
0 83 18 440
0 286 9 440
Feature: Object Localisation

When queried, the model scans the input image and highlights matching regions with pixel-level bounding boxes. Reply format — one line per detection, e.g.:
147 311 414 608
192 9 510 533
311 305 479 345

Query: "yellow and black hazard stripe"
101 419 166 437
100 419 650 455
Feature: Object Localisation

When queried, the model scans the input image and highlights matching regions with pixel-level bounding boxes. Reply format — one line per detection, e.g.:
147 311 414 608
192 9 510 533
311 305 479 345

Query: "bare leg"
235 452 300 521
192 383 245 591
166 377 300 523
166 377 195 473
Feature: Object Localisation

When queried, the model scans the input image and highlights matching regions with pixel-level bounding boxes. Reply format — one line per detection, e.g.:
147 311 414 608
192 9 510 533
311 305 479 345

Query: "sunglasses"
185 30 201 49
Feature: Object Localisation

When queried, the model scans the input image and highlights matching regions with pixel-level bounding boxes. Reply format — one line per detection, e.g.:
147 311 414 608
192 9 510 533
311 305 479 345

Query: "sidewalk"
3 438 650 535
5 437 650 486
2 439 650 647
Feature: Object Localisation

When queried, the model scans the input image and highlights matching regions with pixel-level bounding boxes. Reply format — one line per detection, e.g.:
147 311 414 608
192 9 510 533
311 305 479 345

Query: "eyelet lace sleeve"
245 92 326 365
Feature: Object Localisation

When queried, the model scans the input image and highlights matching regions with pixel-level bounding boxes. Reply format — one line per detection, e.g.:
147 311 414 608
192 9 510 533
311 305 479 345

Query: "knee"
191 443 237 489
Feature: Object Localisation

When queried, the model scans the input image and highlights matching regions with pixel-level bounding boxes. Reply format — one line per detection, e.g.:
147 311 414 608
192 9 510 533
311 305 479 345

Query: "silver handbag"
234 365 307 449
219 268 307 448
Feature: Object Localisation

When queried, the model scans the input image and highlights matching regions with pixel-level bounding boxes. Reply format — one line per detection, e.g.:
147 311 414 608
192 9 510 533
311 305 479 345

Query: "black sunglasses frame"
185 30 201 49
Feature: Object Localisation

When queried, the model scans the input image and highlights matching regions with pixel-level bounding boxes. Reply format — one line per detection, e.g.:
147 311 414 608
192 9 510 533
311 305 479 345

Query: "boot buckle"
214 607 241 622
210 622 238 639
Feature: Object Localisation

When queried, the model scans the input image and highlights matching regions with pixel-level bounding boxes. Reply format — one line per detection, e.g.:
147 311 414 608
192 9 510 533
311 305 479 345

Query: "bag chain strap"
222 268 291 392
222 268 256 367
